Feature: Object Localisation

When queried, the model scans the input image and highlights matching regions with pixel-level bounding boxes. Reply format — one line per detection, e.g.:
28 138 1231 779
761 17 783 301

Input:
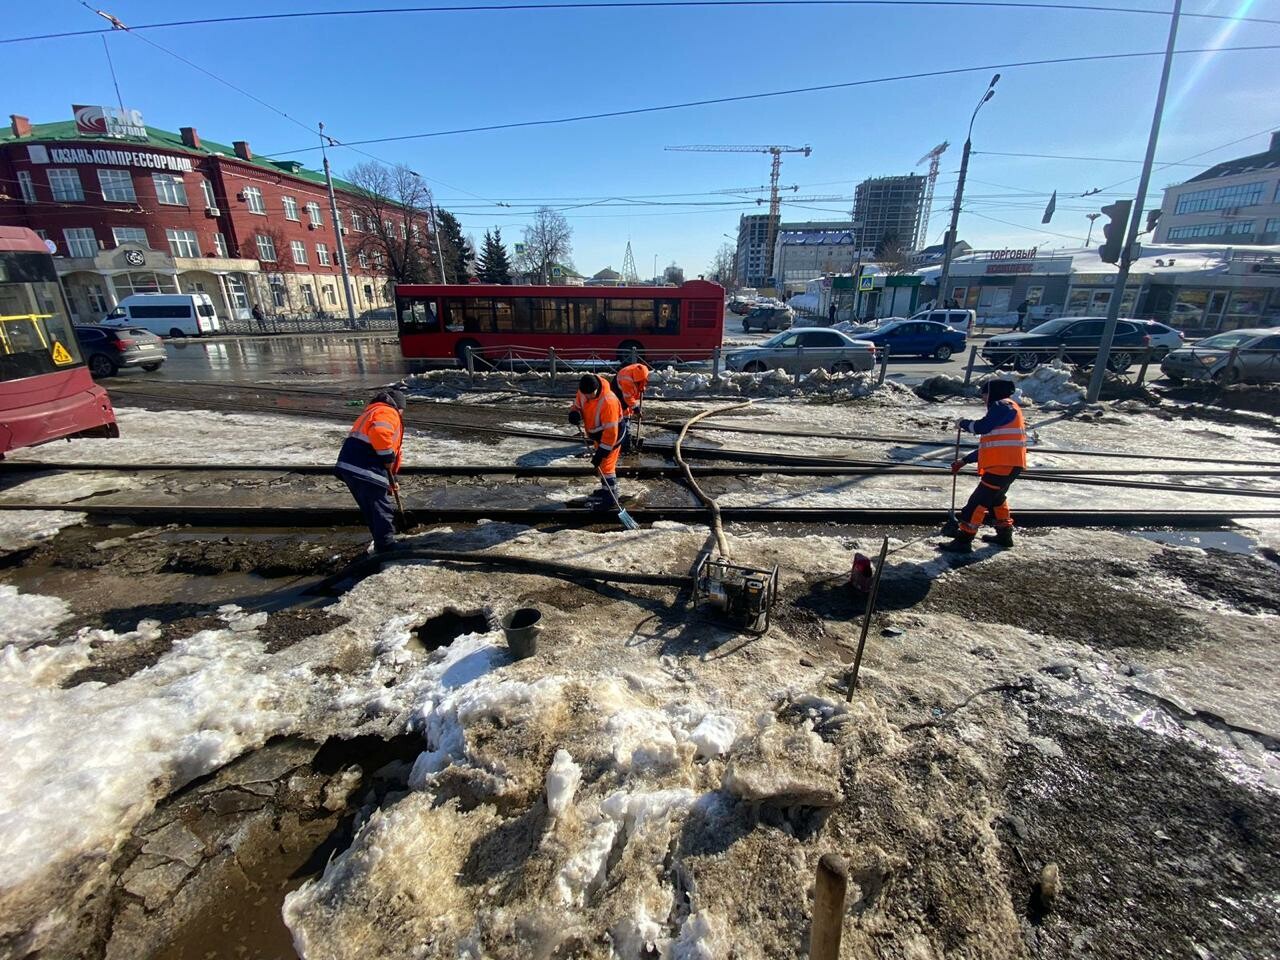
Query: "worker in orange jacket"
940 379 1026 553
568 373 623 506
612 360 650 453
335 389 405 552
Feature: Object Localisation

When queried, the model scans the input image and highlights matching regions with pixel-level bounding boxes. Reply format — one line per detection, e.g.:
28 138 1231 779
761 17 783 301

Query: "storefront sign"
985 262 1035 274
73 104 147 140
28 144 194 172
986 247 1039 260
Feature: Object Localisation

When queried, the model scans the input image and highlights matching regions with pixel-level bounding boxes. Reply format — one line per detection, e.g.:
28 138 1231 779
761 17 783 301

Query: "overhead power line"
973 149 1204 166
1091 121 1280 194
8 1 1280 44
262 44 1280 155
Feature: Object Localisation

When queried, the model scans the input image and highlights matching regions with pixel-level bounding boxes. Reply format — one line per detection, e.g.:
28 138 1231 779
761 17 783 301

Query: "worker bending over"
335 388 406 553
568 373 623 506
941 378 1026 553
613 360 650 453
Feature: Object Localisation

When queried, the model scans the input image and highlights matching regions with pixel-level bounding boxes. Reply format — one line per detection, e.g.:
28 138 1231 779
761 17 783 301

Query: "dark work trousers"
958 466 1022 534
343 476 397 550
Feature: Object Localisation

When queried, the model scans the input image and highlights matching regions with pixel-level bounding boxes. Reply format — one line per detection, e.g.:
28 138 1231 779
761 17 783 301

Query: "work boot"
982 527 1015 549
938 533 975 553
940 518 961 538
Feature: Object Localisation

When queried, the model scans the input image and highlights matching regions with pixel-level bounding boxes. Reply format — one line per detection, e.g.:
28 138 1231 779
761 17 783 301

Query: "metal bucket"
501 607 542 659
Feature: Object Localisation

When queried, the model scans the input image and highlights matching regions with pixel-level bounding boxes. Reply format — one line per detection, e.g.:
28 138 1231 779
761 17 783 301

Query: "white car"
1133 320 1184 358
906 307 975 333
725 328 877 374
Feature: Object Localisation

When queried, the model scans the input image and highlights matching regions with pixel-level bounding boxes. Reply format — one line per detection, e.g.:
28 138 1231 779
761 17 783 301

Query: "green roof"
0 119 359 192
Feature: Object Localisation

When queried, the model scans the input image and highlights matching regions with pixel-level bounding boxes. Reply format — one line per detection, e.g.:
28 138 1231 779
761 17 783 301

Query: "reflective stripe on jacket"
615 363 649 412
335 401 404 487
977 398 1027 472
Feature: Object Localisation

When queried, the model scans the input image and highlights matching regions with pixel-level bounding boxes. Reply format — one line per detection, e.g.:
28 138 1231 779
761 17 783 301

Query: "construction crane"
915 142 949 250
666 144 812 284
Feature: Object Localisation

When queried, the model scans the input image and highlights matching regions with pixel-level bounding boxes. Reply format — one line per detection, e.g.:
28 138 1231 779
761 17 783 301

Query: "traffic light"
1098 200 1132 265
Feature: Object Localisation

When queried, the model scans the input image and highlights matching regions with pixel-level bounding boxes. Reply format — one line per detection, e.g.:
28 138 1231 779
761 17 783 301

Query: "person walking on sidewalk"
252 303 268 333
335 389 406 553
940 379 1026 553
568 373 624 506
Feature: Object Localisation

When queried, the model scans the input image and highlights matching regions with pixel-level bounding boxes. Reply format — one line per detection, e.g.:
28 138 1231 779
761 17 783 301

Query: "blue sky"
5 1 1278 277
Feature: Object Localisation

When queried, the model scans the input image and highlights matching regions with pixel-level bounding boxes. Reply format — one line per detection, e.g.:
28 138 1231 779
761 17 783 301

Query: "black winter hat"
578 374 601 395
982 379 1016 402
373 389 407 411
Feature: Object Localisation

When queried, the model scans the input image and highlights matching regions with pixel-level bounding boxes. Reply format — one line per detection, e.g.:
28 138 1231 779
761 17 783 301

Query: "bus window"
605 299 655 333
462 298 493 332
442 298 465 332
516 297 565 333
396 296 439 333
656 300 680 334
568 299 606 335
493 298 515 332
0 279 85 381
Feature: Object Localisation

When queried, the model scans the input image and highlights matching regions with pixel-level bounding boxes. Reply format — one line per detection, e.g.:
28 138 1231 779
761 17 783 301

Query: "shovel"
943 422 962 536
391 483 411 534
596 468 639 531
632 408 645 453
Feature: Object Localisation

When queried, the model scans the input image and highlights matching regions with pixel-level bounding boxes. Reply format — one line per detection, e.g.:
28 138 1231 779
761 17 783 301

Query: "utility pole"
936 75 999 310
1087 0 1181 403
1085 212 1101 247
319 123 356 323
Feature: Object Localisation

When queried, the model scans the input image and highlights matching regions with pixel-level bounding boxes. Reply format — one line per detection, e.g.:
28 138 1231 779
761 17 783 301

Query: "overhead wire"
8 0 1280 45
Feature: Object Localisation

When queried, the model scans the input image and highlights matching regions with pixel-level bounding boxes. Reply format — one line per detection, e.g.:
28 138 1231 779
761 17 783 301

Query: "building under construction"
854 174 927 254
735 213 773 288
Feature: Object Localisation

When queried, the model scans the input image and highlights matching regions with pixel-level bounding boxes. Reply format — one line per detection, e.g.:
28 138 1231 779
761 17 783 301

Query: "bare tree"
874 233 912 276
707 242 736 288
345 161 439 283
515 207 573 284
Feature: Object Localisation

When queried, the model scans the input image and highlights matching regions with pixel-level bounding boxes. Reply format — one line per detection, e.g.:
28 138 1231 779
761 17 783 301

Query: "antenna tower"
621 240 640 284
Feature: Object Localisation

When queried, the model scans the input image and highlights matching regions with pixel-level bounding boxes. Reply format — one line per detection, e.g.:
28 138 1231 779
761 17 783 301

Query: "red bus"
394 280 724 365
1 227 117 458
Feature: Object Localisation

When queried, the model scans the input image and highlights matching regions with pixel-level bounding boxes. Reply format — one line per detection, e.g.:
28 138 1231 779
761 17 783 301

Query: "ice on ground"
0 583 70 649
0 509 84 553
546 748 582 818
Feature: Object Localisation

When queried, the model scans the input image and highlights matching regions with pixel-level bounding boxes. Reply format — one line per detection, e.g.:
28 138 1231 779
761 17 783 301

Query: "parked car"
861 319 966 360
981 317 1150 372
741 305 794 332
103 293 221 338
1160 328 1280 385
1133 319 1184 359
725 328 876 374
74 325 166 378
906 307 976 333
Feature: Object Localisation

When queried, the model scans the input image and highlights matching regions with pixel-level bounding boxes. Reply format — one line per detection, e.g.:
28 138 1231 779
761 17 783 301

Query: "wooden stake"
847 535 889 701
809 853 849 960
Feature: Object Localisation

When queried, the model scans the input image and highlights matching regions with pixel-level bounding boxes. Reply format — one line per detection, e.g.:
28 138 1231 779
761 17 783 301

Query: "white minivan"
907 307 976 333
105 293 221 338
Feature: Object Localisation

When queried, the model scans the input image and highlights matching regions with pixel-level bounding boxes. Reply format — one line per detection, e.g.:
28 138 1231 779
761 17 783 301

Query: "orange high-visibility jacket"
336 401 404 486
976 399 1027 473
615 363 650 412
575 375 622 452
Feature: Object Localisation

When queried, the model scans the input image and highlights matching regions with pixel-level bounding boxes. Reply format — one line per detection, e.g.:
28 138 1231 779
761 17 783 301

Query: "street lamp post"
935 74 1000 310
1085 212 1101 247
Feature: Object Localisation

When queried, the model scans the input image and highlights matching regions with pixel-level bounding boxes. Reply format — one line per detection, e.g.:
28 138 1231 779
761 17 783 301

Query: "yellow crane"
666 144 812 284
915 142 950 250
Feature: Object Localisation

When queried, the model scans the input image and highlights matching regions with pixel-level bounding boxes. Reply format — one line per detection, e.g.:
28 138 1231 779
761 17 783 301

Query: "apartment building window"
98 169 136 203
243 186 266 214
316 242 331 266
291 240 308 265
358 250 370 268
153 173 189 206
112 227 149 247
1266 217 1280 233
350 213 362 232
17 171 36 202
1166 220 1257 240
283 196 300 220
1173 181 1266 215
334 210 344 230
306 202 323 226
256 234 277 261
301 284 316 307
384 219 393 234
166 228 200 258
214 233 230 258
201 179 217 209
63 228 97 257
87 285 109 315
324 284 337 305
48 169 84 202
399 221 408 240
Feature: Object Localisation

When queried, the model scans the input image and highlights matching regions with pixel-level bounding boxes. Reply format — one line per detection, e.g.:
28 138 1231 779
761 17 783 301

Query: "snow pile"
0 510 84 554
0 583 70 649
1003 363 1087 407
545 748 582 818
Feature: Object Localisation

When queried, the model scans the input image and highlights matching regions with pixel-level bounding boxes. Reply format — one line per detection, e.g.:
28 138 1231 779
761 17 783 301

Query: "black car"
74 325 166 378
981 317 1151 373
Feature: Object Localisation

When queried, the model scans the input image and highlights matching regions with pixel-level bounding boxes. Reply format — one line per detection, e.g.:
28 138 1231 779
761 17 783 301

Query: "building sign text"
30 145 194 173
73 104 147 140
986 247 1038 260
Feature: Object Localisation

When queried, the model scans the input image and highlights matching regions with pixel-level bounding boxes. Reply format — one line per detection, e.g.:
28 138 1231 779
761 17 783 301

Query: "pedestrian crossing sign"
51 341 74 365
858 275 874 292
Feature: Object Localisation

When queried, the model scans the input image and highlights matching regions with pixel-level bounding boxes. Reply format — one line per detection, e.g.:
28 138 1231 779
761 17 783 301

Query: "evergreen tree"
477 228 514 284
436 209 474 283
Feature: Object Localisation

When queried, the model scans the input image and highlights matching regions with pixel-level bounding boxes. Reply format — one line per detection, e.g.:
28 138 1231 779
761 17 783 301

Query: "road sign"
858 274 874 292
514 242 527 255
551 266 562 278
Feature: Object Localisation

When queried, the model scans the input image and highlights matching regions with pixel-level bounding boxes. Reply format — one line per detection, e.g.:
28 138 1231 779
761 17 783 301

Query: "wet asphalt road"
118 330 996 389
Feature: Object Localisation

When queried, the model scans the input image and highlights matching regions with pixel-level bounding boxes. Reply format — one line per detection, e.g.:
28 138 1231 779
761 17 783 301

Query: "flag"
1041 191 1057 224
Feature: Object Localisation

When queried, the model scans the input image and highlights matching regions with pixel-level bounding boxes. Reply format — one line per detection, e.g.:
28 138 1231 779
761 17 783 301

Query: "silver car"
725 328 877 374
1160 328 1280 385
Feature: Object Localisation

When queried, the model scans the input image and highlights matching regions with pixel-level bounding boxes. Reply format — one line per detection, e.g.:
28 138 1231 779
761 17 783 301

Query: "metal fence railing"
217 312 397 336
458 344 721 382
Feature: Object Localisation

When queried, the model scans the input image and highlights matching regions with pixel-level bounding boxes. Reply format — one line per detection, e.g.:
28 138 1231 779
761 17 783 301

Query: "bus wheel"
618 341 644 363
455 339 481 366
169 328 186 339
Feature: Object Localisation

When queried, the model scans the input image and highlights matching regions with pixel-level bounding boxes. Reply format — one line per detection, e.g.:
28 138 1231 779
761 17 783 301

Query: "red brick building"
0 110 403 323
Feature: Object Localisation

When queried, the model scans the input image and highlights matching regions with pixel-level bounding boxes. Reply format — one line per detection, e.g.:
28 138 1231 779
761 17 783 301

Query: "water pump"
693 555 780 634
